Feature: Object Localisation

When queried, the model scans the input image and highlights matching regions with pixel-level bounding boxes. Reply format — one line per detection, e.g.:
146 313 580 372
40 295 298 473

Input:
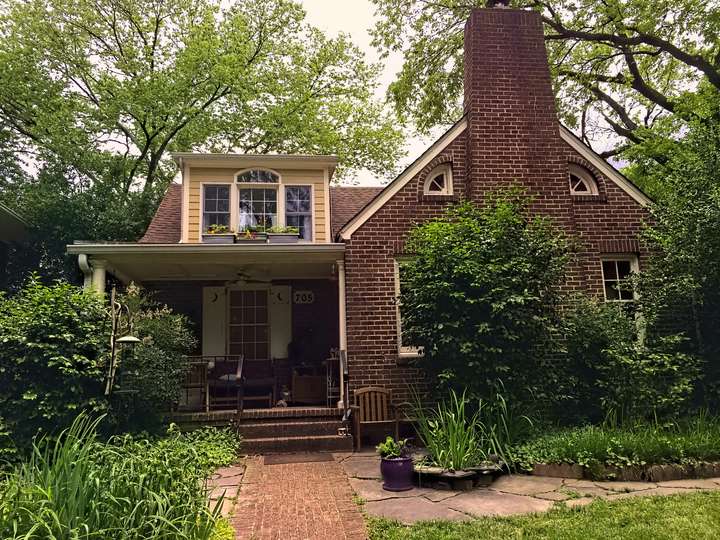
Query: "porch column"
91 259 107 294
337 259 347 408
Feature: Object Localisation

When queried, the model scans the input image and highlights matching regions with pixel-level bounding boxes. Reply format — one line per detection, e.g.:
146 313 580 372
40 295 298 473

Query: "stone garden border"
531 462 720 482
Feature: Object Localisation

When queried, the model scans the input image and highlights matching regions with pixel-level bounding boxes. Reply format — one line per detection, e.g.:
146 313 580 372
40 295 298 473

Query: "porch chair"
207 356 243 411
240 358 276 410
351 386 401 450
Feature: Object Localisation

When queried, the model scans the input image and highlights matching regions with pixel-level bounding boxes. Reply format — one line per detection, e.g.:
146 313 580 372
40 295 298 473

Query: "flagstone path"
336 450 720 524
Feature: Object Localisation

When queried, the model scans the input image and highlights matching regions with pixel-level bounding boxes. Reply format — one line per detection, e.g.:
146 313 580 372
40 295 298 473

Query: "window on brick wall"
601 256 639 302
569 163 599 195
394 259 424 358
423 164 453 196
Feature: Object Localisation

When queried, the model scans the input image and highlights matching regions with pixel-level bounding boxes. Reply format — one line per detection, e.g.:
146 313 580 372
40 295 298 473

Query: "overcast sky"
300 0 436 184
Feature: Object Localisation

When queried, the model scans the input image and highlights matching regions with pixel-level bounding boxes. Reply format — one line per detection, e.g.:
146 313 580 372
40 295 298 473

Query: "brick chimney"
463 7 573 225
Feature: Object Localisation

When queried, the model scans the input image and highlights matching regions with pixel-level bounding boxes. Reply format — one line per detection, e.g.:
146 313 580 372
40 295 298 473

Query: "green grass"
367 491 720 539
510 415 720 470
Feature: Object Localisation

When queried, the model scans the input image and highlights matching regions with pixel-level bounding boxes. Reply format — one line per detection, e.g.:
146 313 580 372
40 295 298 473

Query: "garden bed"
512 420 720 481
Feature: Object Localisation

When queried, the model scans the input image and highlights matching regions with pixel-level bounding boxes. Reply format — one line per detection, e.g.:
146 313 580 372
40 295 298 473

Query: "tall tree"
371 0 720 165
0 0 404 238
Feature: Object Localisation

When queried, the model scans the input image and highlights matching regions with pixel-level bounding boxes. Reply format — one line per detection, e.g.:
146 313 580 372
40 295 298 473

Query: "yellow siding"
185 167 328 243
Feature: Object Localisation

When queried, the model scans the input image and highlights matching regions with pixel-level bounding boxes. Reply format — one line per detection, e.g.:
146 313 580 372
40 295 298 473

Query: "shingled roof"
139 183 182 243
329 186 383 239
138 183 383 243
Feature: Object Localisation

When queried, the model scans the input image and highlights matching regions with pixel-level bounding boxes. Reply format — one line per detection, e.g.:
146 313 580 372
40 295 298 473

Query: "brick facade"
342 8 651 401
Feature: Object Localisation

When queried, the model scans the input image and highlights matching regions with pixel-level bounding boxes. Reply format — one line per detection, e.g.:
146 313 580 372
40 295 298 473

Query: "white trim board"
559 126 652 207
339 118 468 240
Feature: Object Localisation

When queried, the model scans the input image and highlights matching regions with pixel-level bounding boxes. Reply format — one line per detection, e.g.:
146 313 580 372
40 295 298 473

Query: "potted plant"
267 225 300 244
376 436 414 492
202 224 235 244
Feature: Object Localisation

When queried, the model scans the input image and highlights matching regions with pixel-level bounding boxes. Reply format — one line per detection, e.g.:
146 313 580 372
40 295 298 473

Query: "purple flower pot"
380 456 414 492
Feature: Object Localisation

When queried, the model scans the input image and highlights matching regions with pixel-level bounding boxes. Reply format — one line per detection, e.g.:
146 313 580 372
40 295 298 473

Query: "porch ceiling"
66 243 345 283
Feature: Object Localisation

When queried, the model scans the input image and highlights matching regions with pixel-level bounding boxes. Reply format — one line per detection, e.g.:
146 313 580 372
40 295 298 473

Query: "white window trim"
200 182 232 238
423 163 453 196
284 184 314 242
600 254 639 302
394 259 424 358
569 163 599 195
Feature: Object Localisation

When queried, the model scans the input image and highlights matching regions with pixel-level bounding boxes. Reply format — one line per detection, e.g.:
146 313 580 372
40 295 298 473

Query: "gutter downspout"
337 259 347 409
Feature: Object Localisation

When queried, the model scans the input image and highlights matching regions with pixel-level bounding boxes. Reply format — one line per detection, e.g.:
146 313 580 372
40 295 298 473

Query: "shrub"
110 284 197 430
0 414 241 538
0 277 109 449
399 193 568 406
563 297 701 421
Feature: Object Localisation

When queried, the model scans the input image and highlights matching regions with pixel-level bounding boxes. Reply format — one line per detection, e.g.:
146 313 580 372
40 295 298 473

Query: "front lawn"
368 491 720 539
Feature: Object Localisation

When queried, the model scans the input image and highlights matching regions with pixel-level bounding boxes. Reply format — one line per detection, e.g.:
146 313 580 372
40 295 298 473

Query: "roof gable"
339 118 468 240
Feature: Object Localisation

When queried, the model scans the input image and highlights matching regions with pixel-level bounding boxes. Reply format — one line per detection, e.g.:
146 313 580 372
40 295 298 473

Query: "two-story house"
68 6 651 449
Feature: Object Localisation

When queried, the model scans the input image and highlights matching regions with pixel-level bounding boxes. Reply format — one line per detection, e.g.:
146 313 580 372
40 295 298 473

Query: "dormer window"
423 164 453 196
569 163 599 195
235 169 280 232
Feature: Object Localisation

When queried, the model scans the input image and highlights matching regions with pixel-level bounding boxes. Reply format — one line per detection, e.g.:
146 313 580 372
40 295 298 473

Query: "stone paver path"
230 456 367 540
337 452 720 524
208 464 246 517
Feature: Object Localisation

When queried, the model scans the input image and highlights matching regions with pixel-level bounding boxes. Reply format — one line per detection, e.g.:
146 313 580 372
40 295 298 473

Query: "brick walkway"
230 456 367 540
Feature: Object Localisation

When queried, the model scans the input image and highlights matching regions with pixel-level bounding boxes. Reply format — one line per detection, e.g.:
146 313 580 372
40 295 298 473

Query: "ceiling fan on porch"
225 269 272 287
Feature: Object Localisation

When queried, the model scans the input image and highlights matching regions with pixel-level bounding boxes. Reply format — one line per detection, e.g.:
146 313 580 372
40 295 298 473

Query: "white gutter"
67 243 346 255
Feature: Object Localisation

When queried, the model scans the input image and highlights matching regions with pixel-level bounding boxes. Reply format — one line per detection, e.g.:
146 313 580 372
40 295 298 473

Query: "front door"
228 289 270 362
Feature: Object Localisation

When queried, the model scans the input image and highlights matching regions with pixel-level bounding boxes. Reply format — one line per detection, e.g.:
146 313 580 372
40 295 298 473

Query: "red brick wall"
342 8 651 401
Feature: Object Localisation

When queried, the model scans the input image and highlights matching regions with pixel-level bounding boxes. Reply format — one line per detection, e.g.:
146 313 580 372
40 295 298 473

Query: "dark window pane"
604 282 620 300
217 199 229 212
617 260 632 279
286 198 298 212
217 185 230 198
619 287 635 301
602 261 617 279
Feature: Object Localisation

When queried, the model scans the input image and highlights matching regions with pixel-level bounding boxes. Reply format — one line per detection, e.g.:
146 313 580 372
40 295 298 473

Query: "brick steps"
239 420 343 439
237 407 351 454
242 434 353 454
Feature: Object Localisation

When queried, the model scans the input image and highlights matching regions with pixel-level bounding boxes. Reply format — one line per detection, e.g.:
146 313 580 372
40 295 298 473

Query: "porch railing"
179 355 245 413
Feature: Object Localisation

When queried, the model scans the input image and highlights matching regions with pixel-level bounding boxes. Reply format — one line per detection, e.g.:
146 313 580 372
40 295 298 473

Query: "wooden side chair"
351 386 400 450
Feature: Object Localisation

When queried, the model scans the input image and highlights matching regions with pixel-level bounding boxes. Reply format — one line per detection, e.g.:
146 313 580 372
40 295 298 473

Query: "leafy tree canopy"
371 0 720 173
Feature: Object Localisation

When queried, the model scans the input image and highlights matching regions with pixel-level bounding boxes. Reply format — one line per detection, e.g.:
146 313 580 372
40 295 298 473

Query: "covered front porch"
67 243 350 412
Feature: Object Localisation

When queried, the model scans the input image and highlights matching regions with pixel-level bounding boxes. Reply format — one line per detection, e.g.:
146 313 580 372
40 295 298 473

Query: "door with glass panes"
228 289 270 362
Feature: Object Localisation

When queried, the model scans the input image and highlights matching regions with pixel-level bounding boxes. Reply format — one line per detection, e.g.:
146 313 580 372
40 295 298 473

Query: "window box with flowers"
202 224 236 244
267 226 300 244
236 226 268 244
